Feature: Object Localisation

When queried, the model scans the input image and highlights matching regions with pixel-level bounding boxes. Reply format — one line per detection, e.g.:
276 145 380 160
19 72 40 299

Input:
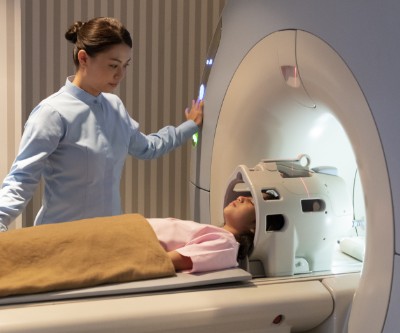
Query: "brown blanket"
0 214 176 298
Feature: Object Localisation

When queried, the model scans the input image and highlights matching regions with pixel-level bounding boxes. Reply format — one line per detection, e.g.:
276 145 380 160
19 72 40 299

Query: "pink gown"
147 218 239 273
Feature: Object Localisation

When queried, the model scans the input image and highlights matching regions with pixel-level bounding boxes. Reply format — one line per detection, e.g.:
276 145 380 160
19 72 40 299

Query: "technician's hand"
185 99 204 127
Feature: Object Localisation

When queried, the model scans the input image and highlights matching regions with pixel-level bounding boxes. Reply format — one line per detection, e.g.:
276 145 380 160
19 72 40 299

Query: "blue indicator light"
198 84 205 100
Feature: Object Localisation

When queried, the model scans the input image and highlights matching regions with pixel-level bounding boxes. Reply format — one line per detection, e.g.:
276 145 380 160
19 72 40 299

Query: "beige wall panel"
1 0 224 227
0 0 22 229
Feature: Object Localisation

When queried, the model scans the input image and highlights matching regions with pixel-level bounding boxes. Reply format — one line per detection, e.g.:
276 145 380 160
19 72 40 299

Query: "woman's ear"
77 50 89 68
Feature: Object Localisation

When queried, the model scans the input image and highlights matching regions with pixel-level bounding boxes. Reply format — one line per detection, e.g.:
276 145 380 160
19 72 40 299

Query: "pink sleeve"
175 232 239 273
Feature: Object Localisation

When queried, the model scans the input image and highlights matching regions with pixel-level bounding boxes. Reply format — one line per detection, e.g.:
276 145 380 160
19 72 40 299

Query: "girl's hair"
235 230 255 261
65 17 132 67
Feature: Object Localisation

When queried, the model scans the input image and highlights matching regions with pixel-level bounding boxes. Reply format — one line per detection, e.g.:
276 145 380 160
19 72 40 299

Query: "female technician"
0 17 203 231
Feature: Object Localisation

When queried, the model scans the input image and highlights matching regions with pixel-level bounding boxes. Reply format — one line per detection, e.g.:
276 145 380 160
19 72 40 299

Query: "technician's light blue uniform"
0 77 198 230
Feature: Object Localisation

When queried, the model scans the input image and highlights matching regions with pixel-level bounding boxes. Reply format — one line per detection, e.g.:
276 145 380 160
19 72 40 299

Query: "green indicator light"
192 132 199 147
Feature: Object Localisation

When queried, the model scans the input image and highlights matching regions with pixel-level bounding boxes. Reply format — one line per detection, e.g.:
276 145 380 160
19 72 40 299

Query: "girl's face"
77 43 132 96
223 196 256 235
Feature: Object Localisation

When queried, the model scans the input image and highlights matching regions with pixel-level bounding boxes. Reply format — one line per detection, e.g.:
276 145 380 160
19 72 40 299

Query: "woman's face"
223 196 256 234
77 43 132 96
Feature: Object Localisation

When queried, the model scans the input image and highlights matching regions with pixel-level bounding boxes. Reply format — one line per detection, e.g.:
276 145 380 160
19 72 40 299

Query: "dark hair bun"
65 21 85 44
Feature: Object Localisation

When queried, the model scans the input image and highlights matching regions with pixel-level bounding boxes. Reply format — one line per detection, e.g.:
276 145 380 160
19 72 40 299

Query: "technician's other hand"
185 99 204 127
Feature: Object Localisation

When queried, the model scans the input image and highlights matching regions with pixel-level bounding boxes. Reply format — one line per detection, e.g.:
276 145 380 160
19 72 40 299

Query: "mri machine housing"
0 1 399 332
189 1 399 332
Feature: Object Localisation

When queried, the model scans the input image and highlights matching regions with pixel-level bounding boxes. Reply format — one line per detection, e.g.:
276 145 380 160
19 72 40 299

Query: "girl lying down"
150 195 256 272
0 197 255 297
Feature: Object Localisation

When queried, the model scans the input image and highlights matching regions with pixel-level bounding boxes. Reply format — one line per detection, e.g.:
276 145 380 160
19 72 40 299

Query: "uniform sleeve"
175 233 240 273
0 104 64 227
127 117 198 160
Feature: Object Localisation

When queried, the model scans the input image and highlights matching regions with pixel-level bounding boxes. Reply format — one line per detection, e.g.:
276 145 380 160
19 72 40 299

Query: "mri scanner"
0 1 399 332
190 0 399 332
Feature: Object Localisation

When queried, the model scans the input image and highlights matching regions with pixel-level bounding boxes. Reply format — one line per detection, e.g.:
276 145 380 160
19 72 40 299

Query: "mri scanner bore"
191 29 368 279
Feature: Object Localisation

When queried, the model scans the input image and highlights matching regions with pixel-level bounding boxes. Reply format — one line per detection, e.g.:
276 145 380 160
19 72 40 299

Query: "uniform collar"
65 76 103 105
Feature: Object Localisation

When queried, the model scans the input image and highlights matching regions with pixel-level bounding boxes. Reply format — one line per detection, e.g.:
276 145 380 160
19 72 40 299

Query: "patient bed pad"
0 268 251 305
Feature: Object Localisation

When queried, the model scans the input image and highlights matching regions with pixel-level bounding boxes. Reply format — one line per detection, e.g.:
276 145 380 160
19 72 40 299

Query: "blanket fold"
0 214 176 297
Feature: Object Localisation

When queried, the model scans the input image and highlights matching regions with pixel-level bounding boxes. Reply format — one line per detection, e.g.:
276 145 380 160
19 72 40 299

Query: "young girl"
149 196 256 272
0 17 203 231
